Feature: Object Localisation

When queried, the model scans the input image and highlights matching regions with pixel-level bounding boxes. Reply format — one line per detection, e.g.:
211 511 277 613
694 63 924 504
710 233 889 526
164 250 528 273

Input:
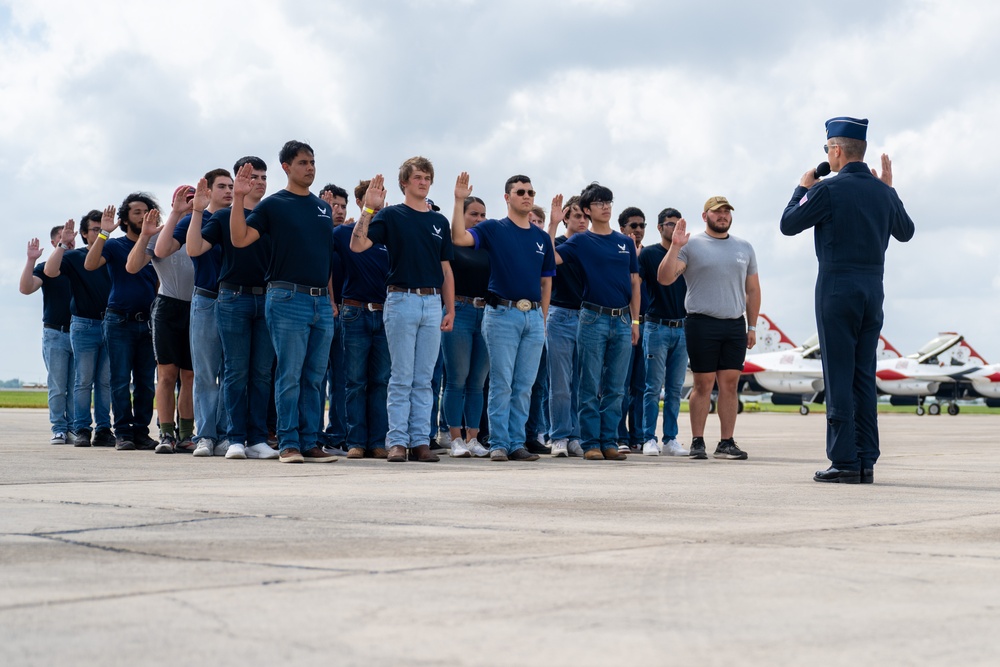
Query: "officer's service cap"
825 117 868 141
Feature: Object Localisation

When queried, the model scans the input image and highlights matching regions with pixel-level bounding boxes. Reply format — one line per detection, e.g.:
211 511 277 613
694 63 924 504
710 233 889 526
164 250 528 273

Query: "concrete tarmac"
1 408 999 666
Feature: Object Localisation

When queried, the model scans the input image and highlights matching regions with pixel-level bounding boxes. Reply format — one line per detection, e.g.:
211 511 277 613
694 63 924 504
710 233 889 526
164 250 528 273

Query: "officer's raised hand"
872 154 893 187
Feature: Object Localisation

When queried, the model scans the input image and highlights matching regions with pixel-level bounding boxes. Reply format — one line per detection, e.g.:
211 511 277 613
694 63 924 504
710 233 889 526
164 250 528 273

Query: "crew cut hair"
829 136 867 161
504 174 532 194
618 207 644 226
204 168 232 189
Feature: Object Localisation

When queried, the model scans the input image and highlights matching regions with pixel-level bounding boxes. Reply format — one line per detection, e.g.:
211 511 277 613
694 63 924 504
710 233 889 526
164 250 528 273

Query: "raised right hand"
671 218 690 247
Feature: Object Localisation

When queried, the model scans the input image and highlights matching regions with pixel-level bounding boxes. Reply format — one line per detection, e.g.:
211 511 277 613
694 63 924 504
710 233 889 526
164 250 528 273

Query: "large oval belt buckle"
515 299 532 312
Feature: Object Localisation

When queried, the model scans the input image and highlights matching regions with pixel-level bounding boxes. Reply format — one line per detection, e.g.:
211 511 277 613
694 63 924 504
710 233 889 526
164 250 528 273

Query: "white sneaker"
663 438 690 456
536 432 547 446
192 438 214 457
617 442 631 454
50 432 67 445
550 438 569 457
213 439 231 457
225 442 247 459
436 429 452 447
449 438 471 458
642 438 660 456
246 442 279 459
322 445 349 457
567 439 584 457
466 438 489 457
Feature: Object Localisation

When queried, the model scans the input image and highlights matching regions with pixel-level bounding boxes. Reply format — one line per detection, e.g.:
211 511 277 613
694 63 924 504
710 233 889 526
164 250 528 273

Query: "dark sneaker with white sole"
689 437 708 460
713 438 748 460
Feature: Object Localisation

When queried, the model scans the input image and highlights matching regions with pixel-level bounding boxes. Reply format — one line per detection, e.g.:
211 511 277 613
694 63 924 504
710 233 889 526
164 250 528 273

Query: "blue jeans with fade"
190 293 227 442
481 305 545 454
526 345 549 441
618 327 645 445
341 304 391 451
546 306 580 442
641 322 688 443
103 312 155 440
265 288 333 453
42 326 75 435
383 291 442 448
322 314 346 442
441 301 490 434
577 309 632 452
70 316 110 434
218 290 274 445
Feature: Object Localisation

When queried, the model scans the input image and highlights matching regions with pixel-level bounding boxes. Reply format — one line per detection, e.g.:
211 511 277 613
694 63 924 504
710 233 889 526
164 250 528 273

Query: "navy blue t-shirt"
451 246 490 299
101 237 157 314
557 230 638 309
366 204 454 288
174 212 222 291
638 244 686 320
58 247 111 320
551 235 586 309
332 223 389 304
32 262 73 327
469 218 556 302
204 207 272 289
246 190 335 288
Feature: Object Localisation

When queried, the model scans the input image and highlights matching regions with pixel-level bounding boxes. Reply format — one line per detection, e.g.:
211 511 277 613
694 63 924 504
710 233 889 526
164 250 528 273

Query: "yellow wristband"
632 320 640 326
98 231 109 240
363 207 375 215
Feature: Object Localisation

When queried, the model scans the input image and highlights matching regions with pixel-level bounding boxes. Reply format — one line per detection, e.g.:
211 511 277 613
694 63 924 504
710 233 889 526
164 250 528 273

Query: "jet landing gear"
917 399 961 416
799 405 810 416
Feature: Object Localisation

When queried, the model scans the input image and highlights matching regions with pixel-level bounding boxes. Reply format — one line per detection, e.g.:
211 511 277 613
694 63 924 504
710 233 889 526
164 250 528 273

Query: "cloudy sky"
2 0 998 382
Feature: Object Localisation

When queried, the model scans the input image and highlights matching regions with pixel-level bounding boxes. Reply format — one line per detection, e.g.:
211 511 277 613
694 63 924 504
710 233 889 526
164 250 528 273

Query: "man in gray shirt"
126 186 197 453
657 196 761 461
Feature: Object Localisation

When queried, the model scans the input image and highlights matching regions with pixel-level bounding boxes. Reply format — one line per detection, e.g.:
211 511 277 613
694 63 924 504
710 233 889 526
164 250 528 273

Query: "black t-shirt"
32 262 73 327
59 247 111 320
246 190 336 288
451 246 490 299
638 243 686 320
101 237 158 314
366 204 454 288
551 235 586 309
332 224 389 304
203 207 271 288
174 213 222 291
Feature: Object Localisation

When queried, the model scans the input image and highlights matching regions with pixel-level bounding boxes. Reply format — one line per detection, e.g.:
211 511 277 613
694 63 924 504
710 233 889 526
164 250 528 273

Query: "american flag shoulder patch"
798 192 809 206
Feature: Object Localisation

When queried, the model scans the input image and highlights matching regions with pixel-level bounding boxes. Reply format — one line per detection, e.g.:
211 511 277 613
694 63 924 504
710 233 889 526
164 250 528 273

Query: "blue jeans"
641 322 688 443
383 291 442 448
618 327 645 445
264 288 332 452
341 304 390 450
441 301 489 433
70 316 110 433
42 326 75 435
190 293 226 442
481 305 545 454
526 345 549 440
103 312 155 440
322 314 346 442
218 290 274 445
546 306 580 441
577 309 632 452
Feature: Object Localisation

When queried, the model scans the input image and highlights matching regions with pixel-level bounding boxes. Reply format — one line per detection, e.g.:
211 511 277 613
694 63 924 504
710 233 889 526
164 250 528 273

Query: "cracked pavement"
1 408 999 666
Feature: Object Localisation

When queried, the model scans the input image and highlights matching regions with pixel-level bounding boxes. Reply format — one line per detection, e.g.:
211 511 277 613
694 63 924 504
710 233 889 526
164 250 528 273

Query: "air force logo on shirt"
432 225 442 239
535 242 545 255
317 206 331 219
617 243 629 254
736 251 749 265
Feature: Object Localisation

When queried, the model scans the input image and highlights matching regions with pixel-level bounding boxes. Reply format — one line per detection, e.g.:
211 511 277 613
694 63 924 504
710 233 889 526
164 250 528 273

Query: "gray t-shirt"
677 232 757 319
146 232 194 301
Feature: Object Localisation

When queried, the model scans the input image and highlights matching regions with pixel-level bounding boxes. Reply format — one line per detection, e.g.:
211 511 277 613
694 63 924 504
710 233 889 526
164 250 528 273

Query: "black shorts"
150 295 193 370
684 314 747 373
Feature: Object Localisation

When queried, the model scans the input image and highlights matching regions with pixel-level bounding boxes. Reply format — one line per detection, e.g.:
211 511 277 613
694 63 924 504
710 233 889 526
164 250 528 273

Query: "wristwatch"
747 325 756 331
57 242 69 250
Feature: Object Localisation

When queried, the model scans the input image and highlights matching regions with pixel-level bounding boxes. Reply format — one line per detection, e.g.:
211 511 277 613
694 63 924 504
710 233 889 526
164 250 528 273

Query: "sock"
179 418 194 441
160 422 176 439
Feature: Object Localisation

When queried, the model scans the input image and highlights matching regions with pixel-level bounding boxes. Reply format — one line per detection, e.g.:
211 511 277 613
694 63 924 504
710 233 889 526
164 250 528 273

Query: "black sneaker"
689 437 708 460
525 440 551 455
134 434 158 451
115 437 136 451
72 429 92 447
714 438 748 460
93 429 116 447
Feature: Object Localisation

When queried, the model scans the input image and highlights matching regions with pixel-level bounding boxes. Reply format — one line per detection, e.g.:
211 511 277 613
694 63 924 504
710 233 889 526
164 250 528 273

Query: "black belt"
342 298 384 311
268 281 328 297
106 308 149 322
219 281 266 296
644 315 685 328
193 287 218 299
43 323 70 333
456 295 487 308
487 294 540 311
387 285 440 296
581 302 628 317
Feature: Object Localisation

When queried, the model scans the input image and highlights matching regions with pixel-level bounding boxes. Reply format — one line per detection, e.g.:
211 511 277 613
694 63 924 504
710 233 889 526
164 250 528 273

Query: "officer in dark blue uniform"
780 117 915 484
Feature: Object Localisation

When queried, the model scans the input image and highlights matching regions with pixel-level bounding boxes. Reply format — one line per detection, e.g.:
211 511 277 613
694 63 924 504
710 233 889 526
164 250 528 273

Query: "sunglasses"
512 189 536 197
627 222 646 229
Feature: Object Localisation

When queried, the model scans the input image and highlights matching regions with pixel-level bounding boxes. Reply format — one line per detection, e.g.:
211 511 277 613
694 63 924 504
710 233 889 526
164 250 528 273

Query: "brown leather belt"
387 285 440 296
455 295 487 308
342 298 384 311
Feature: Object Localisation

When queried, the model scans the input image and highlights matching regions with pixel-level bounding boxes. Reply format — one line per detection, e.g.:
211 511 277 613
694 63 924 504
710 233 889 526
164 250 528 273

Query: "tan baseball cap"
703 196 734 212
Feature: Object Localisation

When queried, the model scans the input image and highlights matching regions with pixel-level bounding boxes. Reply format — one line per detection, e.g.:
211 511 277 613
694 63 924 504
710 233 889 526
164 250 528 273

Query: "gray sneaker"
50 432 67 445
193 438 214 457
713 438 748 460
689 437 708 460
155 434 176 454
213 439 232 457
567 440 584 457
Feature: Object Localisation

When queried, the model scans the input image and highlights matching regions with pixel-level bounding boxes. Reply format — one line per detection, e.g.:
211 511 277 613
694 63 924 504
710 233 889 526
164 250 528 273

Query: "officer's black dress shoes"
813 466 861 484
860 468 874 484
